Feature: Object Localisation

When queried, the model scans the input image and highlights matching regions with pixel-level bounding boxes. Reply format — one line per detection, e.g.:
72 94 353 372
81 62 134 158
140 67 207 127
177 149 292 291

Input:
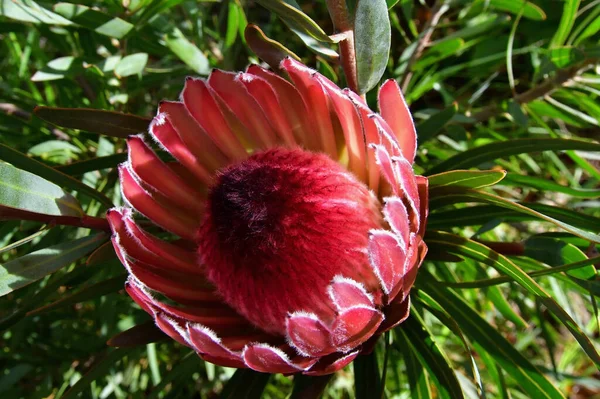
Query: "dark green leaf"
354 351 381 399
31 56 82 81
416 103 458 143
550 0 580 48
0 0 73 25
290 374 334 399
244 24 301 71
0 233 107 297
502 173 600 198
220 369 270 399
486 0 546 21
425 138 600 175
53 3 134 39
164 28 210 75
34 106 150 138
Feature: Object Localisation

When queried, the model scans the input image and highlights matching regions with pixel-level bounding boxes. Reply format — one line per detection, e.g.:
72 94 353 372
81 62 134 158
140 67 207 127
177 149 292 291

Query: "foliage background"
1 0 600 398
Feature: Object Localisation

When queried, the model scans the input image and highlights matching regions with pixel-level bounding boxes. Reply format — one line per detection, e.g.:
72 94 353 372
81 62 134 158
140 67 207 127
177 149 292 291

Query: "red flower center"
198 147 381 335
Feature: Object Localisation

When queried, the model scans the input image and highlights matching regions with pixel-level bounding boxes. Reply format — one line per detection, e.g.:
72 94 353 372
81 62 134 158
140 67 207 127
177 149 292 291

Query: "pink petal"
149 113 212 184
280 58 338 158
182 78 248 160
154 311 190 347
208 70 277 148
378 79 417 163
158 101 227 170
416 175 429 237
372 144 399 196
187 324 242 359
286 312 333 357
331 306 384 352
243 344 317 374
238 73 296 146
118 165 198 241
368 230 406 294
392 156 421 232
383 197 410 248
319 81 367 183
127 136 203 214
327 276 374 311
378 296 411 332
303 350 360 376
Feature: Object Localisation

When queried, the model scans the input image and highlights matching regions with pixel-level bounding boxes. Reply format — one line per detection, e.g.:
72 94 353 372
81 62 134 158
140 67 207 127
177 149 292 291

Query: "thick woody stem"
477 240 525 256
0 206 111 232
472 61 595 122
326 0 359 94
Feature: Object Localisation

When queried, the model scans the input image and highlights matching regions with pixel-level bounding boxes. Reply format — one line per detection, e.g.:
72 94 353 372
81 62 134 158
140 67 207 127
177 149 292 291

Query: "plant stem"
477 240 525 256
400 0 450 92
472 61 596 122
0 206 111 232
326 0 359 94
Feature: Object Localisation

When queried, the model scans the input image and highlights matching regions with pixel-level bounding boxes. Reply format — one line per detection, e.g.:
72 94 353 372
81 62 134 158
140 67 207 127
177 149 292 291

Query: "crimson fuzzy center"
198 147 382 335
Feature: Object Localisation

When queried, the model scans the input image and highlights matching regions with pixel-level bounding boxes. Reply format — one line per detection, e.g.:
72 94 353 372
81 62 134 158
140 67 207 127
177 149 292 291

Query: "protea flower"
107 58 428 375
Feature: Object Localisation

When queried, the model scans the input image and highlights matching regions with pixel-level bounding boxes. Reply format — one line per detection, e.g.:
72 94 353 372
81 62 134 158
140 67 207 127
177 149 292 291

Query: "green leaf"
0 0 73 25
220 369 271 399
574 12 600 45
0 162 82 217
403 347 433 399
550 0 581 48
27 274 126 316
244 24 301 71
428 188 600 243
502 173 600 198
0 233 107 297
486 0 546 21
418 280 566 399
354 351 381 399
0 144 113 208
34 106 150 138
290 374 334 399
428 169 507 190
114 53 148 78
425 138 600 175
164 28 210 75
426 231 600 368
524 237 596 280
416 103 458 143
414 39 464 70
546 46 585 68
254 0 332 43
53 3 134 39
107 321 168 348
62 347 136 399
55 154 127 176
398 312 465 399
354 0 391 94
31 56 82 81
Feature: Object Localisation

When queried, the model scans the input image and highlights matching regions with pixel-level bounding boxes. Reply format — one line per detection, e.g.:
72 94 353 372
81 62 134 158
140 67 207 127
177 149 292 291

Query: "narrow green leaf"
524 237 596 280
546 46 585 68
418 280 566 399
55 154 127 175
31 56 82 81
398 312 465 399
0 144 114 208
290 374 334 399
425 138 600 175
426 231 600 368
164 28 210 75
34 106 150 138
0 233 107 297
107 321 168 348
550 0 581 48
147 352 198 399
220 369 270 399
502 174 600 198
354 0 391 94
414 39 464 70
0 162 82 217
486 0 546 21
354 351 381 399
53 3 134 39
61 347 136 399
416 103 458 143
115 53 148 78
574 13 600 45
403 346 433 399
428 188 600 243
254 0 332 43
0 0 73 25
428 169 506 190
27 274 126 316
244 24 301 71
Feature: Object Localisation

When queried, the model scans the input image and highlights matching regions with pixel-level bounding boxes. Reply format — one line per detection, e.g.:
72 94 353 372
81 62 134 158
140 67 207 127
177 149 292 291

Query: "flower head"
107 58 428 375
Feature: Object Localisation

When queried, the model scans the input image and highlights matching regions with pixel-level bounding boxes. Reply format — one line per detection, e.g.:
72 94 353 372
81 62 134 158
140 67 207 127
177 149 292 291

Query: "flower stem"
326 0 359 94
0 206 111 232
